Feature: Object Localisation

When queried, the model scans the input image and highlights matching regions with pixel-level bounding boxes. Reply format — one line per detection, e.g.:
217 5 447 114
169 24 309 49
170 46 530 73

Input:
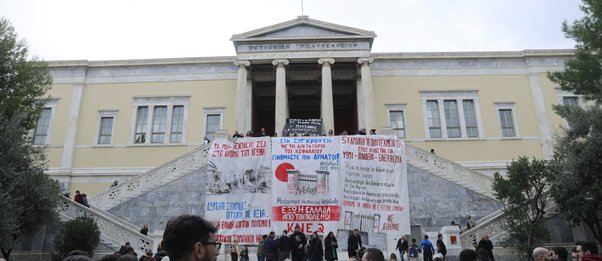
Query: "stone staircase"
459 192 559 248
90 144 211 211
57 196 153 252
405 144 496 199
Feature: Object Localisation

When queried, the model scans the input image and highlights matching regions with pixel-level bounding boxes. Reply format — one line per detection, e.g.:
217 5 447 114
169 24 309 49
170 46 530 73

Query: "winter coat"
309 237 324 261
324 236 338 261
290 232 307 255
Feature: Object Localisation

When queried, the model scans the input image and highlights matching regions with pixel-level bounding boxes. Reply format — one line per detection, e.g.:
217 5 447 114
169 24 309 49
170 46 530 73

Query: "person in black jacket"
396 235 409 261
476 234 494 261
436 234 447 261
278 230 292 261
265 232 278 261
309 232 324 261
347 229 362 259
324 232 338 261
290 226 307 261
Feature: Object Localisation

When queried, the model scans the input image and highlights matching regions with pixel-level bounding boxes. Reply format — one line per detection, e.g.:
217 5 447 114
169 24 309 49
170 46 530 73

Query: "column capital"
234 60 250 67
272 59 290 66
357 57 374 65
318 58 335 65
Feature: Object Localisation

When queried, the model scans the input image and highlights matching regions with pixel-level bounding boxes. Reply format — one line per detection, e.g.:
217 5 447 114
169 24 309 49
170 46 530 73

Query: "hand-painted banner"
206 137 272 244
339 136 410 235
271 137 341 235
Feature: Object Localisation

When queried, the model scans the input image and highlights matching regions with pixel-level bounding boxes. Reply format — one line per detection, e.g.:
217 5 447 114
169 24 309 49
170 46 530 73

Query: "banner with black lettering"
271 137 341 235
206 137 271 244
339 136 410 236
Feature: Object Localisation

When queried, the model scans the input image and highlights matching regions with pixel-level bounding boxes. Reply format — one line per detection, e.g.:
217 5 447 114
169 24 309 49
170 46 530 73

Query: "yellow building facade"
39 16 574 198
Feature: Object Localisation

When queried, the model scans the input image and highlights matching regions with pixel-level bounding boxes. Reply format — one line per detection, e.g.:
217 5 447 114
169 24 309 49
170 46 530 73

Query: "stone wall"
108 166 207 234
407 165 504 232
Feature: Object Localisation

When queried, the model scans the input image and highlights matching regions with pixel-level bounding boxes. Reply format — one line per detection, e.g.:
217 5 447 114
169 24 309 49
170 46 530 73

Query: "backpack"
409 244 419 257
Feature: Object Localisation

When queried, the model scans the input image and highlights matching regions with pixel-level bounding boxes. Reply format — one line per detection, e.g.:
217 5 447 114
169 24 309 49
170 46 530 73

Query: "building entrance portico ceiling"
231 16 376 135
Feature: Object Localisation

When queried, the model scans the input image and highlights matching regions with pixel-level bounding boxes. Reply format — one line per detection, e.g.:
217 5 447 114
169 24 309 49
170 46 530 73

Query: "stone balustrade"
405 144 496 199
58 196 153 252
90 144 211 210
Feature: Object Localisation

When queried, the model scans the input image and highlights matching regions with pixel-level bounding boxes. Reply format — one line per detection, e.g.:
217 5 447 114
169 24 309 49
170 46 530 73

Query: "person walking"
435 234 447 261
419 235 434 261
476 234 494 261
396 235 409 261
257 235 267 261
230 239 240 261
265 232 278 261
278 230 292 261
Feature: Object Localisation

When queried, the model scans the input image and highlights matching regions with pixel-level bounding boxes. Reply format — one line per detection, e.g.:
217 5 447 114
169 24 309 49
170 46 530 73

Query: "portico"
230 16 376 135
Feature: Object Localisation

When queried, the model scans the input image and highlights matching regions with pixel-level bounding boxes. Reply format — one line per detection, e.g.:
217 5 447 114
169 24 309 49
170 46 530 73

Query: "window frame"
31 98 59 145
495 102 519 138
420 91 483 140
130 96 190 145
96 110 118 145
385 103 407 139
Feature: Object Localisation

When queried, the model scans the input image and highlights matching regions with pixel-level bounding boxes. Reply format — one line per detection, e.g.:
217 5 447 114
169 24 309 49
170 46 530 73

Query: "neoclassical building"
18 16 587 259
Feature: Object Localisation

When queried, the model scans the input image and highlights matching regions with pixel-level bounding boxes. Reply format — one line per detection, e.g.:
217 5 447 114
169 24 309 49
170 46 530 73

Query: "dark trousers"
231 253 238 261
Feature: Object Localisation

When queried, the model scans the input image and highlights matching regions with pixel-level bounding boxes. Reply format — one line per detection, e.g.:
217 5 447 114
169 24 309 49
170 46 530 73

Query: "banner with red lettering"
339 136 410 235
271 137 341 235
206 137 272 244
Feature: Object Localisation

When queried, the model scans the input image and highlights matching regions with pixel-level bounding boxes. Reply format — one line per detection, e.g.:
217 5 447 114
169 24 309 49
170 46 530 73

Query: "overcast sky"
0 0 585 61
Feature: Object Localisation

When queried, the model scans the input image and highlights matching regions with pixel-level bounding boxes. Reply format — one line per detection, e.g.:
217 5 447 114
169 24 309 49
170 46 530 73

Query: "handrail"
58 197 153 252
405 144 496 199
90 144 211 210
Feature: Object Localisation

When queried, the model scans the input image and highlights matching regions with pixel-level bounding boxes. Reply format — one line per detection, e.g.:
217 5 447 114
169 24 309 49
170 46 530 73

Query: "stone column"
273 59 289 136
358 57 375 131
319 58 335 134
234 61 250 134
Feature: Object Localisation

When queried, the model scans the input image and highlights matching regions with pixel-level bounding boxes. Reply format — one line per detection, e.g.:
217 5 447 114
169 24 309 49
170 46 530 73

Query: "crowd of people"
227 128 379 138
55 214 601 261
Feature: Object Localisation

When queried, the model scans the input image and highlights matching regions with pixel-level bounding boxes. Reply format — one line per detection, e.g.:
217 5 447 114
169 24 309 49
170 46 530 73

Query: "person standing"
309 232 324 261
396 235 409 261
257 235 267 261
435 234 446 261
466 215 476 230
324 232 338 261
419 235 434 261
347 229 363 259
161 214 220 261
265 232 278 261
74 190 82 204
140 224 149 236
230 239 240 261
290 226 307 261
278 230 292 261
476 234 494 261
408 238 420 261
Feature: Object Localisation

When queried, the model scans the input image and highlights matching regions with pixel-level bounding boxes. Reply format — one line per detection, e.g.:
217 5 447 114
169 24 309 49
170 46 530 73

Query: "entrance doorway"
251 62 358 135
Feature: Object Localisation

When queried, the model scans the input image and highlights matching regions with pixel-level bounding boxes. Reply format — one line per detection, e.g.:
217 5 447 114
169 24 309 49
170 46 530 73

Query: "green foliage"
0 18 60 259
546 0 602 246
0 18 52 131
492 157 557 261
53 216 101 258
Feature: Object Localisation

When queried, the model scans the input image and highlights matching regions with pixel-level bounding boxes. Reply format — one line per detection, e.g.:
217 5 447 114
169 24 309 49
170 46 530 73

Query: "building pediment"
231 16 376 61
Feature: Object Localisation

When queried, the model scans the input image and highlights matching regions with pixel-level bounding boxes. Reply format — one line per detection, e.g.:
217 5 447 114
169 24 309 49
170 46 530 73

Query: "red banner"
272 205 341 221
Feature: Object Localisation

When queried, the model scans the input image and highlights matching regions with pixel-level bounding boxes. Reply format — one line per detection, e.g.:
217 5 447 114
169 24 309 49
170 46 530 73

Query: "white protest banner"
271 137 341 235
339 136 410 235
206 137 272 244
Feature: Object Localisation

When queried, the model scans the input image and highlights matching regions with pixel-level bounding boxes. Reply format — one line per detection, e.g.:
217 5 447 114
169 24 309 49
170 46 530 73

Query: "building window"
463 100 478 138
443 100 461 138
151 106 168 143
426 100 442 138
132 96 190 145
499 109 516 137
495 102 518 138
134 106 149 144
170 105 184 143
421 91 482 139
206 114 221 141
33 108 52 145
98 117 114 144
563 96 579 107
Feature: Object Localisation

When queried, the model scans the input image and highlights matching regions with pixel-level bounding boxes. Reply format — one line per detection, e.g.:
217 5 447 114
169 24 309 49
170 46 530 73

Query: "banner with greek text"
271 137 341 235
339 136 410 235
206 137 272 244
